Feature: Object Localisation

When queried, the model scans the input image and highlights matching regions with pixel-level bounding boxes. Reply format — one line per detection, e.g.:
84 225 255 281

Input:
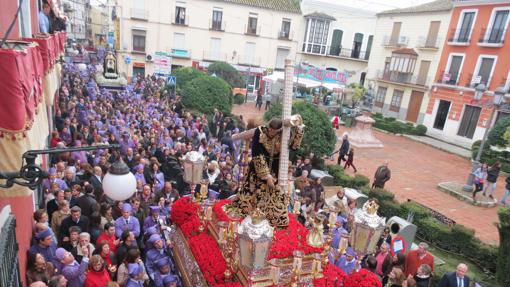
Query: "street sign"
124 55 131 64
167 76 177 86
154 51 172 76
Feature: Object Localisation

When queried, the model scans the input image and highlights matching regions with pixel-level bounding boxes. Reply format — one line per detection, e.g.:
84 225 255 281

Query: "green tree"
172 67 205 92
348 83 367 108
264 101 336 157
497 207 510 286
503 126 510 147
182 76 233 115
207 61 245 88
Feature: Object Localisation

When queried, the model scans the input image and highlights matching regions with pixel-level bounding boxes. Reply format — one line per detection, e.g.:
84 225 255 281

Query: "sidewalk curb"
437 182 497 208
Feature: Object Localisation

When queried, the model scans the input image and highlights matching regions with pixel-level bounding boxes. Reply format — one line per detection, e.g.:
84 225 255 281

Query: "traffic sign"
167 76 177 86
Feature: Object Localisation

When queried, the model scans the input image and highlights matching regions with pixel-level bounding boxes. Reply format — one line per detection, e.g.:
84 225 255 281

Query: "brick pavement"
233 103 501 244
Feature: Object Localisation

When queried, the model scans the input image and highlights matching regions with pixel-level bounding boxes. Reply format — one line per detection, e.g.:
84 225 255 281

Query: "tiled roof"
304 12 336 21
215 0 302 14
377 0 452 16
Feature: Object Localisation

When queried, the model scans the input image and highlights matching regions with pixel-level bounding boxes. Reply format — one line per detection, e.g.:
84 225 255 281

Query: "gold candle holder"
293 200 301 215
269 258 281 285
311 253 323 278
290 250 304 287
338 234 349 255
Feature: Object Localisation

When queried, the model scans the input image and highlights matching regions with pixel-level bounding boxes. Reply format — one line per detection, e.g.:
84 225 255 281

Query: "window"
275 48 290 70
212 10 223 30
433 100 451 130
351 33 364 59
389 22 402 45
456 10 476 42
425 21 441 47
444 54 464 85
175 6 186 25
329 29 343 56
247 13 258 35
173 33 185 49
244 42 256 64
389 89 404 112
280 19 291 39
473 55 497 86
210 38 221 60
302 18 330 55
374 87 387 108
365 35 373 60
458 105 481 138
485 8 510 43
132 30 146 52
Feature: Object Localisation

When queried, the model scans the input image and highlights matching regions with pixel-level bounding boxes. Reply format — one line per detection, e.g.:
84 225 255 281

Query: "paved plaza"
234 103 501 244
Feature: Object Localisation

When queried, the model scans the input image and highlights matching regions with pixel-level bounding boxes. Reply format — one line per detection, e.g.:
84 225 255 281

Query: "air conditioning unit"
398 36 409 45
146 54 153 62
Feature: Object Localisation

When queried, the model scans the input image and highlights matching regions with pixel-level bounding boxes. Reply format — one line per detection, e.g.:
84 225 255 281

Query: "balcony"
328 46 369 61
237 54 261 67
447 28 472 46
210 20 225 31
464 73 493 89
130 8 148 21
170 48 191 58
278 30 293 40
203 51 227 62
245 25 260 36
417 36 442 50
436 70 462 86
382 35 409 47
478 28 506 47
377 70 429 87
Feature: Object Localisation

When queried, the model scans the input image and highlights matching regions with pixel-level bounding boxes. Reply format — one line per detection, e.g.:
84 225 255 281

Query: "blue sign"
170 48 190 58
167 76 176 86
124 55 131 64
107 32 114 46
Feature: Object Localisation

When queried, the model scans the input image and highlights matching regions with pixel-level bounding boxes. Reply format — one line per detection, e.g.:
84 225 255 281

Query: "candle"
270 264 279 284
293 200 301 214
328 212 337 227
339 236 349 253
206 206 213 220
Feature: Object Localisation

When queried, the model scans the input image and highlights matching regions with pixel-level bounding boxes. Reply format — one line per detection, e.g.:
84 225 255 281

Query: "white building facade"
297 0 377 86
62 0 90 42
366 0 452 124
115 0 302 84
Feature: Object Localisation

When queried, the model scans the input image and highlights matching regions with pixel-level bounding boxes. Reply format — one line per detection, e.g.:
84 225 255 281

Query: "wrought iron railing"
0 213 21 287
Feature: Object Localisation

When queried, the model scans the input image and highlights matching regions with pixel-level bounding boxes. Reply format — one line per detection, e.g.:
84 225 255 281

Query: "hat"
49 167 57 175
155 257 170 269
148 234 162 245
55 248 67 261
163 275 178 285
128 263 143 277
208 190 219 200
149 206 160 214
135 164 144 171
346 247 357 258
122 203 132 213
35 229 53 241
144 225 159 236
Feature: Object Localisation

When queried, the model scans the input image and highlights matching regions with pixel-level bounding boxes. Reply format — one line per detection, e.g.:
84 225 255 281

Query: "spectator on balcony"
39 3 51 34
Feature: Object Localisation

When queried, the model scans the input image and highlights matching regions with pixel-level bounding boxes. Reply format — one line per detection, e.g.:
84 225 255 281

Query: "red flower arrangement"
267 214 323 260
188 233 229 285
180 215 202 239
313 264 348 287
343 268 382 287
170 197 199 227
212 199 241 222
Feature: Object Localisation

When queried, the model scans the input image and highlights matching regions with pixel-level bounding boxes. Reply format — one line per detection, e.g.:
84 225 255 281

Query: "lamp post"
463 85 508 191
0 144 137 201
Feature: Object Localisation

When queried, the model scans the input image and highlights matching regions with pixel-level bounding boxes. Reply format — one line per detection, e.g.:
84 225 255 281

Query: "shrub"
414 124 427 136
487 116 510 147
400 201 431 222
172 67 206 92
265 102 336 157
352 174 370 189
497 207 510 285
233 93 245 105
181 76 233 115
207 61 245 88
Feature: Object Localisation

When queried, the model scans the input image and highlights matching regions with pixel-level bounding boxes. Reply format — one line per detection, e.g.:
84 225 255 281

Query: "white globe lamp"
102 160 137 201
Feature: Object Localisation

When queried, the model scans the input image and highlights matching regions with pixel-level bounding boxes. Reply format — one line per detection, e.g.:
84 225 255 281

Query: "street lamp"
0 144 136 201
463 86 508 191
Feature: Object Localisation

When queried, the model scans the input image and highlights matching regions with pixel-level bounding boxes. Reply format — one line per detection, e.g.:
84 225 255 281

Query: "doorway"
458 105 481 138
133 66 145 77
406 90 424 123
433 100 451 130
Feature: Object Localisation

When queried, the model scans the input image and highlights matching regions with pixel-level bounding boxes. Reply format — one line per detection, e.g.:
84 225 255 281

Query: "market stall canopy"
263 71 343 89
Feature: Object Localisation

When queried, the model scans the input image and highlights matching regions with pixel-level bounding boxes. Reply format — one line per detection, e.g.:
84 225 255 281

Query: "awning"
263 72 342 89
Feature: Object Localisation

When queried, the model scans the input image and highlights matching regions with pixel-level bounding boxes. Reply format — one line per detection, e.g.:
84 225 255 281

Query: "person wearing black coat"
483 162 500 199
59 206 89 241
77 185 99 218
438 263 470 287
337 134 350 164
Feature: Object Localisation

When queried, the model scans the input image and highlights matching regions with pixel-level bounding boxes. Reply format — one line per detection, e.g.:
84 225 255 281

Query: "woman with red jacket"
84 255 112 287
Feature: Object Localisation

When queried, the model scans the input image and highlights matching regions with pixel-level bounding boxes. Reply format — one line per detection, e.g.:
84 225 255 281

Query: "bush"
233 93 245 105
497 207 510 285
414 124 427 136
487 116 510 147
172 67 206 92
400 201 431 222
181 76 233 115
265 102 336 157
207 61 245 88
